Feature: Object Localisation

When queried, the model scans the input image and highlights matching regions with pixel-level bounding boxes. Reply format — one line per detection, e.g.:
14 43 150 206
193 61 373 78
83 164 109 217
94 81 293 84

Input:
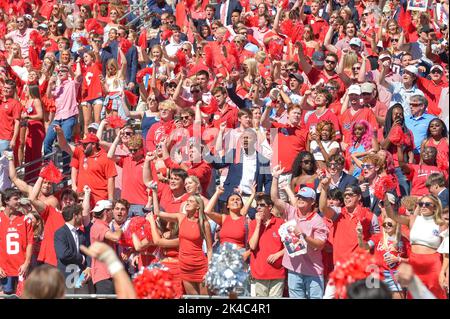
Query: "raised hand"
271 164 285 178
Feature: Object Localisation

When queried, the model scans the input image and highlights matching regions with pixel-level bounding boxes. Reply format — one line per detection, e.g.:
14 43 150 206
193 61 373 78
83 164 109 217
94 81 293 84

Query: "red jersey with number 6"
82 62 103 102
0 211 34 276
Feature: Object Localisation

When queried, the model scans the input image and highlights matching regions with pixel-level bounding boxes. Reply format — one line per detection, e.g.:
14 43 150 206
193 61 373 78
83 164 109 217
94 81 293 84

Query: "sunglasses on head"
382 222 394 228
418 201 434 208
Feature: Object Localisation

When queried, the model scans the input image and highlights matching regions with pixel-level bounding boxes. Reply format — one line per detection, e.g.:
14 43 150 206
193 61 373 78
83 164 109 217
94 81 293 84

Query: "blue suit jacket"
439 188 449 208
54 225 90 279
209 149 272 202
214 0 243 26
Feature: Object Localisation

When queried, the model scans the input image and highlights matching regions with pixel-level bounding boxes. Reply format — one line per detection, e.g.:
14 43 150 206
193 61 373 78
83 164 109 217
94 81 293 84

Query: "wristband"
108 260 124 276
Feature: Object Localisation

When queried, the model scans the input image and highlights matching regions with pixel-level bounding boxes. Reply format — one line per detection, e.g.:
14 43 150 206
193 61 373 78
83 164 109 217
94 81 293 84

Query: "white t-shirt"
309 140 339 161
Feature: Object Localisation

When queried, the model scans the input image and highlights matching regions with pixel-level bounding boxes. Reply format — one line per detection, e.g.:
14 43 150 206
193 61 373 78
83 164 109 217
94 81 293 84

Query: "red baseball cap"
80 133 99 144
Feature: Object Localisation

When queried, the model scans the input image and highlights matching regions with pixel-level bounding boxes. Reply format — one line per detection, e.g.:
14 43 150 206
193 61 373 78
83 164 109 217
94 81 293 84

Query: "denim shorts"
81 98 104 106
383 270 402 292
1 276 18 294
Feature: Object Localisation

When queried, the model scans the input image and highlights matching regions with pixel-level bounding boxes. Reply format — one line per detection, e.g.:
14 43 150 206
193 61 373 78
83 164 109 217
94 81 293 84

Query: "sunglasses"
256 203 268 207
167 83 177 88
344 193 358 197
191 89 200 93
181 48 189 52
431 69 443 74
391 38 399 43
181 115 191 120
361 164 374 169
327 162 342 168
409 103 422 107
325 60 337 64
129 148 139 153
362 12 369 16
382 222 394 228
123 132 133 136
418 202 434 208
352 66 361 71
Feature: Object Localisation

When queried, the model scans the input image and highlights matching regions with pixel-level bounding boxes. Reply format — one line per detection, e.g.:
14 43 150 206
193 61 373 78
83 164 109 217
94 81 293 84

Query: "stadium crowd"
0 0 448 299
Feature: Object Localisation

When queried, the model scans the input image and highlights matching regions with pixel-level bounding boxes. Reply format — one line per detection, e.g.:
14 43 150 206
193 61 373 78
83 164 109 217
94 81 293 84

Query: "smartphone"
142 207 153 214
174 115 181 122
75 272 85 288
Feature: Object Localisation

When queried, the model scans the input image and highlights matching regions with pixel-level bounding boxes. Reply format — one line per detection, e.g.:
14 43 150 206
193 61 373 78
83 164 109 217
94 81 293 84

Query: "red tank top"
219 215 246 248
178 218 206 266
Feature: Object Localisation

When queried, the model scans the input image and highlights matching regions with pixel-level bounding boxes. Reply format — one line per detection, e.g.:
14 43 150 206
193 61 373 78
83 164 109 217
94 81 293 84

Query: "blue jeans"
44 116 77 170
0 140 10 153
1 276 18 294
395 167 410 196
128 204 146 217
287 270 324 299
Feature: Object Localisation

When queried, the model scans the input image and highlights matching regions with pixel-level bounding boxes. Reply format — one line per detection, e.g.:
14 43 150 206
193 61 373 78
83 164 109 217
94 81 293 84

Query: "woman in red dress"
21 84 45 182
155 194 212 295
205 185 256 260
421 118 449 161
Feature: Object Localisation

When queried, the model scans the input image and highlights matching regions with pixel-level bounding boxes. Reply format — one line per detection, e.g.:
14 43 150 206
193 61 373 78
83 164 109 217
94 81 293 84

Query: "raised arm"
107 128 124 162
270 165 287 215
323 25 338 54
384 192 411 226
241 183 257 216
6 151 31 194
318 177 338 220
54 125 75 155
81 185 92 227
204 186 225 225
296 42 312 75
29 176 47 214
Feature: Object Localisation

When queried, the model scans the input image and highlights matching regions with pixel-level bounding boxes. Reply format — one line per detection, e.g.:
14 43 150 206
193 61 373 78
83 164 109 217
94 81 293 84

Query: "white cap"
379 53 392 61
404 65 419 76
430 64 444 73
91 200 113 213
348 84 361 95
349 37 362 47
88 123 99 131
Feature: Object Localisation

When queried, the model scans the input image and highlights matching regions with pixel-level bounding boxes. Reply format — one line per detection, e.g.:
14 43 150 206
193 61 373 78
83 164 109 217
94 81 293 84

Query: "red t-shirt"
416 77 447 116
305 108 342 138
369 234 410 272
271 122 308 172
0 211 34 276
145 120 176 152
157 183 189 214
306 68 347 97
248 217 285 280
38 205 65 266
90 218 115 284
209 105 240 129
339 107 378 145
71 147 118 203
0 98 21 140
407 164 448 196
117 156 147 205
304 15 329 42
82 62 103 102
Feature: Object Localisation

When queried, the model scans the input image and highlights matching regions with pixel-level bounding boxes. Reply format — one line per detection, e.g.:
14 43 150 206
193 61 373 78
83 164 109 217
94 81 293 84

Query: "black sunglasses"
167 83 177 88
123 132 134 136
325 60 337 64
391 38 399 42
418 202 434 208
181 115 191 120
382 222 394 228
256 203 268 207
191 89 200 93
129 148 139 153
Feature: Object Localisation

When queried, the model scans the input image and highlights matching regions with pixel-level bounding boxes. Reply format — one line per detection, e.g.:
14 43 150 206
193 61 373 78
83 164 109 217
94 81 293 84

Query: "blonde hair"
158 100 177 112
186 175 201 193
344 53 359 70
418 194 445 226
22 265 65 299
380 216 402 251
243 58 258 79
191 194 208 241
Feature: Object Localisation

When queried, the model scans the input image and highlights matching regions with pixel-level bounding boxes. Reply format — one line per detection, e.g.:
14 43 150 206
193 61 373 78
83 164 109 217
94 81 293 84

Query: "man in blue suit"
209 129 272 216
54 205 91 294
426 173 449 209
214 0 243 26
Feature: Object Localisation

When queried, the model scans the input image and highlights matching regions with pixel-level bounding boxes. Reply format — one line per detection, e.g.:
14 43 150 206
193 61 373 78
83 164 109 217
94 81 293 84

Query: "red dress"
178 217 208 282
24 101 45 182
160 247 183 297
219 215 246 248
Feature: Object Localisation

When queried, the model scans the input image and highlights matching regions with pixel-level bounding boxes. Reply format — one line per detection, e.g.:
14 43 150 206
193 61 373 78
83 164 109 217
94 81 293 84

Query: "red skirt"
409 252 446 299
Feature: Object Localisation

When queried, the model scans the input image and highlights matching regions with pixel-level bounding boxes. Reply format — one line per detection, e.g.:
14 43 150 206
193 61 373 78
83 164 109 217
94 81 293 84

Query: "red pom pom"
29 30 44 47
279 20 303 42
267 41 284 60
175 49 187 68
185 0 195 8
39 161 63 184
79 36 89 46
86 18 104 35
329 249 382 299
106 115 127 129
133 268 179 299
120 216 152 248
281 0 289 9
373 175 398 200
119 39 132 54
388 125 405 145
200 97 219 115
161 29 173 41
136 67 153 84
203 45 214 69
124 90 138 107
